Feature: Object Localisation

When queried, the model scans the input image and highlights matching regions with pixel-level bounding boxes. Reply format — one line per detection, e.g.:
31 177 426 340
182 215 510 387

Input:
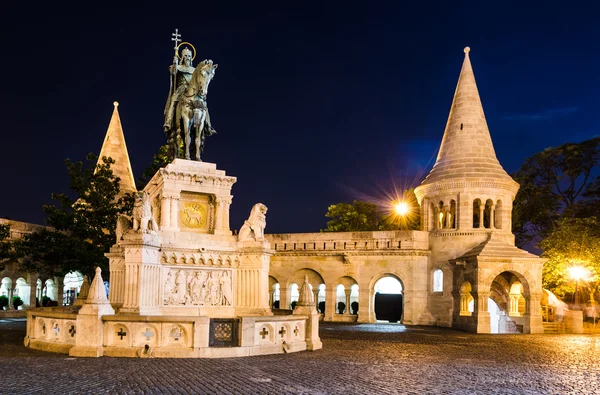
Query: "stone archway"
482 265 543 334
284 268 325 310
372 275 404 323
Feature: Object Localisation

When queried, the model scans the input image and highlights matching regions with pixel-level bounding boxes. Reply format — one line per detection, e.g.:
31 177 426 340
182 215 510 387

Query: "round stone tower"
414 47 519 235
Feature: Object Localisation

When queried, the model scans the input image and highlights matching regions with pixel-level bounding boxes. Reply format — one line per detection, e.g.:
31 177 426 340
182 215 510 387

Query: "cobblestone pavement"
1 318 600 395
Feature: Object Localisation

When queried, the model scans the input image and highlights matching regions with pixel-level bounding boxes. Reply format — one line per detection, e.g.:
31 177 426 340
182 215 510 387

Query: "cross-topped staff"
168 29 182 116
172 28 181 52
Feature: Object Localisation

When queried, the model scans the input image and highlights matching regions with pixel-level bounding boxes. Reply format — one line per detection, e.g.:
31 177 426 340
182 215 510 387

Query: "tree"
322 188 421 232
512 137 600 248
540 217 600 300
0 224 11 271
137 144 170 190
322 200 393 232
14 154 133 277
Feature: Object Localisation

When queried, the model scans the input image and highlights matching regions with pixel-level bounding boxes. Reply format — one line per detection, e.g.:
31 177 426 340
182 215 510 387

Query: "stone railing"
266 230 429 253
25 308 79 353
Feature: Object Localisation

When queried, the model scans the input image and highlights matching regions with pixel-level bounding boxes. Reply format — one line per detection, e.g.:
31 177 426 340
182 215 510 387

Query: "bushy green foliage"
540 217 600 299
13 154 133 277
0 295 8 310
323 200 392 232
322 189 420 232
12 296 23 309
0 224 10 271
137 144 170 190
513 137 600 299
512 137 600 247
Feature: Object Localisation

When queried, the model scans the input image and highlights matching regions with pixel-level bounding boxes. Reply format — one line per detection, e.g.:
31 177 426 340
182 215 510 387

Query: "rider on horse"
164 47 216 160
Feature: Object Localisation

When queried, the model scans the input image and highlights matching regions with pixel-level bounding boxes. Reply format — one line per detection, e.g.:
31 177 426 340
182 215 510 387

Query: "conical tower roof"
96 102 137 195
420 47 515 187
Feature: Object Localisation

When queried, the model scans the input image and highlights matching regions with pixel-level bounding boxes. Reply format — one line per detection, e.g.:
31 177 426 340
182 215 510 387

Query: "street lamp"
394 201 409 216
568 265 589 311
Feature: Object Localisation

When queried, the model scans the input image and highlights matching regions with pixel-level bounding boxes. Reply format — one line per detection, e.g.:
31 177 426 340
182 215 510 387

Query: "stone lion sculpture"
132 191 159 234
116 191 159 241
238 203 268 241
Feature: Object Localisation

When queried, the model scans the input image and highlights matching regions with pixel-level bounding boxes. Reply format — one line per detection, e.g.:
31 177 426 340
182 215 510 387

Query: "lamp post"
568 266 589 311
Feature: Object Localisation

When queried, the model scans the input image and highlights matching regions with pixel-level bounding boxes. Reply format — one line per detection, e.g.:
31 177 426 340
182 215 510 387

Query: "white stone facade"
266 48 545 334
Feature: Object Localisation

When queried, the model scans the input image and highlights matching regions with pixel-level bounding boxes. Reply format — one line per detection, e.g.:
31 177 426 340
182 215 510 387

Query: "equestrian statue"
164 30 218 161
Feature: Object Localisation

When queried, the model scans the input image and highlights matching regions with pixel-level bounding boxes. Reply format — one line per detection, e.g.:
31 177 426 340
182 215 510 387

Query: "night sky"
2 3 599 234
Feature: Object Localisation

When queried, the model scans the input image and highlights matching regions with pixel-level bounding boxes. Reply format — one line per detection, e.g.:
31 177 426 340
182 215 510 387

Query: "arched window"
473 199 482 228
336 284 346 314
290 283 299 308
459 281 473 316
484 199 493 228
433 270 443 292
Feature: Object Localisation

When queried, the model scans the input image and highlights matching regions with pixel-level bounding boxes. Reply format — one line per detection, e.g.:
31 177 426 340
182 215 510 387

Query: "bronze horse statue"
173 60 217 161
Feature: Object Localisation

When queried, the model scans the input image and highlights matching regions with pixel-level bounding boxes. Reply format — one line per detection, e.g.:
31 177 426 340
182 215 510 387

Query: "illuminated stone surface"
3 319 599 394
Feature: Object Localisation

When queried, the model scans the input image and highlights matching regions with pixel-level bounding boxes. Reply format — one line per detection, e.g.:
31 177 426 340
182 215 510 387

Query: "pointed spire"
420 47 514 185
97 102 137 196
86 267 110 304
73 275 90 306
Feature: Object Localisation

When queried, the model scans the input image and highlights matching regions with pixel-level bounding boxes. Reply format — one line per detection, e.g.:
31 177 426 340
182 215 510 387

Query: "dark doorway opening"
375 293 403 322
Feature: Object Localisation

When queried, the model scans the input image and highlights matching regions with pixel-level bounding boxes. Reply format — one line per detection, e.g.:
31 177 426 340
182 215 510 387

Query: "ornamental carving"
180 202 207 228
163 269 233 306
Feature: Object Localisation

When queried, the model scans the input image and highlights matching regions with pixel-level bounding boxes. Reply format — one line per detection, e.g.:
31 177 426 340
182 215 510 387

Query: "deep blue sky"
1 3 599 233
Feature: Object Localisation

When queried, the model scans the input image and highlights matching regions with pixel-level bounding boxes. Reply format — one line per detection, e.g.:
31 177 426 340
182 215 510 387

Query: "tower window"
460 123 464 130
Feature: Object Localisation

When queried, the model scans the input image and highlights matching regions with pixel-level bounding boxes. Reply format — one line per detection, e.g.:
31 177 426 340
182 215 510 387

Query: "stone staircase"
543 322 563 334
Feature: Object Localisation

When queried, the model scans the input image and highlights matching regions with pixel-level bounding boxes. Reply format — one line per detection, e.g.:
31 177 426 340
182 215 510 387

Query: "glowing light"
394 202 409 216
568 266 589 281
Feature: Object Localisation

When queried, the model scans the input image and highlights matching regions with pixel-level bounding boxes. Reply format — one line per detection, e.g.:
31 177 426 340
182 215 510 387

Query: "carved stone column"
490 204 496 229
7 277 15 309
54 276 64 307
479 204 485 228
459 292 471 316
106 247 125 310
223 198 232 232
169 194 180 231
344 289 351 315
525 292 544 334
214 199 224 232
508 293 521 317
160 195 171 230
313 289 319 311
324 285 336 321
474 291 491 333
279 287 289 310
433 207 440 230
28 274 38 309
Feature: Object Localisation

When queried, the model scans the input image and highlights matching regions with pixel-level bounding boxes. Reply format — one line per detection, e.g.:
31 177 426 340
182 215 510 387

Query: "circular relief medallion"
180 202 207 228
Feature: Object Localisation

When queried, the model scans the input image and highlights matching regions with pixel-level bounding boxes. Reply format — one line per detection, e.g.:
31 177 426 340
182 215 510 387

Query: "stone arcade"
266 47 549 334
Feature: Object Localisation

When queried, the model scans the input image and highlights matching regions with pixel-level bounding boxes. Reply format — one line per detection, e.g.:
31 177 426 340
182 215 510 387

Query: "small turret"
415 48 519 233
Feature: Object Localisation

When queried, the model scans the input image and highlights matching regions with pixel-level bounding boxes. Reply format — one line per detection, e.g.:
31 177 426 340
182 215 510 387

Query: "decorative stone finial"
464 46 470 54
85 267 110 304
113 101 119 107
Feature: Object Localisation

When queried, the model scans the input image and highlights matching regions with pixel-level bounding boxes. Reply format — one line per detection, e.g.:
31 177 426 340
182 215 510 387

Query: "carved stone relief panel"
163 268 233 307
179 192 212 233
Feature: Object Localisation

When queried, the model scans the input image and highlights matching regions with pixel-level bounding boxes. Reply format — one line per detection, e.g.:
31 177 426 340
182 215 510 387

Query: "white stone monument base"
25 308 312 358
